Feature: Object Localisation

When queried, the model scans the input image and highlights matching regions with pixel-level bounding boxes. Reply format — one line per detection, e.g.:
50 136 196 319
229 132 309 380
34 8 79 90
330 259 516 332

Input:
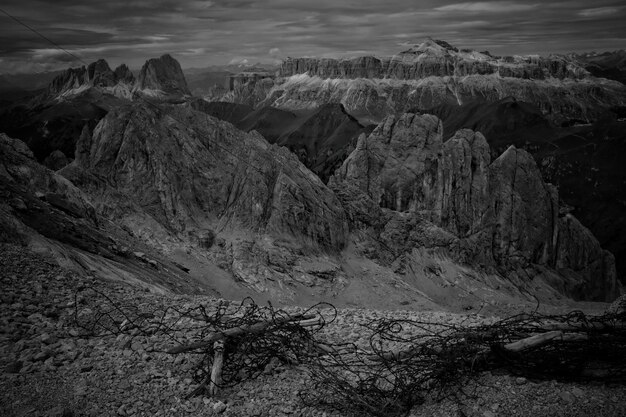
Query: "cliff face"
47 54 189 99
48 59 136 97
225 40 626 125
135 54 190 96
281 40 588 81
330 113 619 301
259 73 626 125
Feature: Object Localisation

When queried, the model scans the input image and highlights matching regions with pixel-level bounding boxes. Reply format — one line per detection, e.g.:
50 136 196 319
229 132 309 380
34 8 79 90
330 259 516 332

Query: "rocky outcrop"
135 54 190 96
114 64 135 84
47 55 190 100
43 150 71 171
86 59 117 87
48 59 135 96
330 113 619 301
47 67 88 95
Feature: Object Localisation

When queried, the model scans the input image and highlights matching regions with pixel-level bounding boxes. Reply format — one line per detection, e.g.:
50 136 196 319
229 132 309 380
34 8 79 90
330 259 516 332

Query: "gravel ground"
1 243 625 417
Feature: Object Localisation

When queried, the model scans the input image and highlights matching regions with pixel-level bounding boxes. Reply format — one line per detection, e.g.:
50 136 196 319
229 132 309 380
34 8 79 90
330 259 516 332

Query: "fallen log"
167 314 316 354
530 322 626 332
209 340 225 396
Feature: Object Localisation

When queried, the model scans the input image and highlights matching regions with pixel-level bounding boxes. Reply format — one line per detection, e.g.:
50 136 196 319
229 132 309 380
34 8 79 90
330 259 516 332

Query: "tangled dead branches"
303 310 626 417
71 286 626 417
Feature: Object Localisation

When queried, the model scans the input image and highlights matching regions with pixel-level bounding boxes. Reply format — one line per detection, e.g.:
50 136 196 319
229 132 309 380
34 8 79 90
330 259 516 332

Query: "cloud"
578 7 620 17
1 0 625 73
435 2 538 13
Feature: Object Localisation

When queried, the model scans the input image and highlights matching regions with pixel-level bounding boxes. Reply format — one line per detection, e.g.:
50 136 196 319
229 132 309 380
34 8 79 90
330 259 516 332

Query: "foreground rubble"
1 244 625 417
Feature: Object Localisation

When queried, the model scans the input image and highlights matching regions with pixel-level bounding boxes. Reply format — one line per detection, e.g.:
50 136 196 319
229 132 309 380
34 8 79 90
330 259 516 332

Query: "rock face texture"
276 103 373 183
281 39 588 81
43 149 71 171
223 40 626 125
258 73 625 126
135 54 190 96
330 113 619 301
46 54 189 99
0 133 226 295
60 103 349 293
48 59 135 96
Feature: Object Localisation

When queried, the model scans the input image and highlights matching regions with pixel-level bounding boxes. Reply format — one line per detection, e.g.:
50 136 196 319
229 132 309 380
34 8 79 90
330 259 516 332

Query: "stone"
4 360 22 373
559 391 575 403
515 377 527 385
213 400 227 413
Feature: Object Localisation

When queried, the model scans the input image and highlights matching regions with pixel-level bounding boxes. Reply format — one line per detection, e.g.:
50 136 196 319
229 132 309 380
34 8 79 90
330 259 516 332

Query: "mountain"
281 39 588 80
329 114 619 301
0 132 217 295
135 54 190 97
190 100 373 182
1 99 619 306
409 97 626 287
47 59 135 99
228 39 626 126
0 54 190 169
274 103 374 182
572 50 626 85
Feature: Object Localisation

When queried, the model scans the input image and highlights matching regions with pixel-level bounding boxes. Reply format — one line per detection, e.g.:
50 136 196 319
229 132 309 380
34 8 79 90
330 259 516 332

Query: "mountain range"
1 40 625 310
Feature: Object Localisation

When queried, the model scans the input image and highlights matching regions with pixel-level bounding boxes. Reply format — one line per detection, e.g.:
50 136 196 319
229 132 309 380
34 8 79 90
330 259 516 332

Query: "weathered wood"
208 340 225 396
167 314 316 354
531 322 625 332
503 330 563 352
295 318 322 328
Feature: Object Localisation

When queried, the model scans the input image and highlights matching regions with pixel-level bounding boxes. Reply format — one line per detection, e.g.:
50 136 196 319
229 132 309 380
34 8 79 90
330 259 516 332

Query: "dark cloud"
0 0 625 73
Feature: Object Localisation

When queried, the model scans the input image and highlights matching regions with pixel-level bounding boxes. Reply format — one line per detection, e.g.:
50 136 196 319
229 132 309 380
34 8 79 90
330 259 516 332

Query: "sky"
1 0 625 73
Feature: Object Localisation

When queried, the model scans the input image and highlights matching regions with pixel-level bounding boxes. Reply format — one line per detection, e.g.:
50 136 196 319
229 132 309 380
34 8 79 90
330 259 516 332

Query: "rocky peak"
400 39 459 55
113 64 135 84
47 59 135 96
331 113 619 301
87 59 116 87
47 66 88 95
135 54 190 96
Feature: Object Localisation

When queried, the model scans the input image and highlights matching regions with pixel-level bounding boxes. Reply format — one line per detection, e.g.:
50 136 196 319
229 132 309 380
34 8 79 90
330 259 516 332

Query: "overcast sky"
1 0 625 73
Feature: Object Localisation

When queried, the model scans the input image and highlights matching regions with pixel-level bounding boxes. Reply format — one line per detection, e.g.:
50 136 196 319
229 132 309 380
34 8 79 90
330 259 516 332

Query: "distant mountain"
571 50 626 85
281 38 589 80
0 54 191 168
136 54 190 97
226 39 626 127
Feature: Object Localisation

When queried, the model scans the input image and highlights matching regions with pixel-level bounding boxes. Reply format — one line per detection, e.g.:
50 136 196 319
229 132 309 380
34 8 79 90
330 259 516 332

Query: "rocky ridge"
46 54 189 100
280 39 588 81
226 40 626 125
330 113 619 301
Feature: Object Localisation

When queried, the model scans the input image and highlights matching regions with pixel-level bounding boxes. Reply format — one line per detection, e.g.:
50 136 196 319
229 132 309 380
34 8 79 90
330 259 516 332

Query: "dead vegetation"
73 288 626 417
